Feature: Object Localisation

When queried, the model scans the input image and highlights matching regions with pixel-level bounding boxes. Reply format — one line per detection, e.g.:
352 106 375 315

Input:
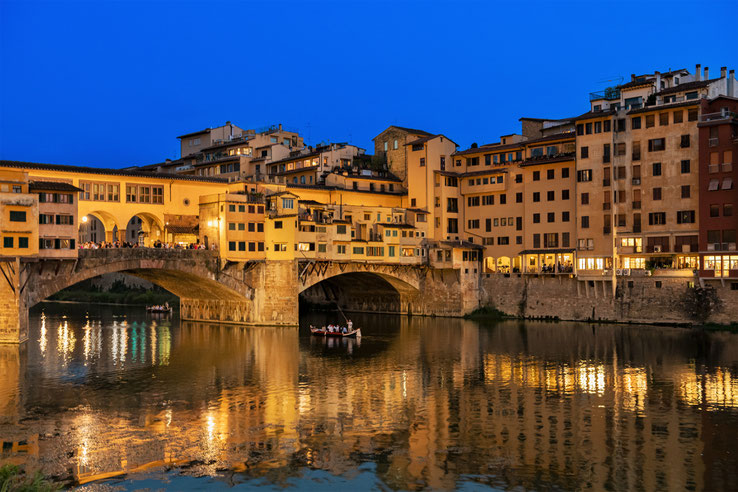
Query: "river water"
1 303 737 491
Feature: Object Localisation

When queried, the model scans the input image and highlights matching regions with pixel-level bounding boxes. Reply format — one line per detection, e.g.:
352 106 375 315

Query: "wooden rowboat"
310 325 361 338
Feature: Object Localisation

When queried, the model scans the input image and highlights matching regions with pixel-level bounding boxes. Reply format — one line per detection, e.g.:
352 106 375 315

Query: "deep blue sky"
1 0 736 168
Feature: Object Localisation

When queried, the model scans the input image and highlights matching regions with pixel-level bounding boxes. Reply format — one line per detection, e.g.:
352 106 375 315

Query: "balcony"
632 178 641 186
700 110 738 123
590 87 620 101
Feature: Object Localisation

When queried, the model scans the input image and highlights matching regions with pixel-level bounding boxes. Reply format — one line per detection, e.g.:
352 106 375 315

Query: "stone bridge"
0 250 481 343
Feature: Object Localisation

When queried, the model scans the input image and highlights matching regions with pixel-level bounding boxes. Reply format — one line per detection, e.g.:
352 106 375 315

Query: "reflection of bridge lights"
578 362 606 396
83 320 91 362
39 314 47 356
150 323 157 366
57 321 76 361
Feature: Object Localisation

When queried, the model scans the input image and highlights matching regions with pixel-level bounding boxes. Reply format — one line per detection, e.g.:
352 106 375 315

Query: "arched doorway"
125 213 164 247
79 211 121 244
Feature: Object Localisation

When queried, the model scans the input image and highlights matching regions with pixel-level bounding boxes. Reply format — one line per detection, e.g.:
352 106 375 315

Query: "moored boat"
310 325 361 338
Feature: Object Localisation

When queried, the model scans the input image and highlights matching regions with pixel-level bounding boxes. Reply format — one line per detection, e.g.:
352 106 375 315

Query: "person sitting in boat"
164 302 169 310
342 326 347 334
347 320 353 331
327 324 334 333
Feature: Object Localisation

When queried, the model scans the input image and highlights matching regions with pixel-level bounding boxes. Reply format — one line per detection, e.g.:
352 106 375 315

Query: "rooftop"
0 160 229 183
29 180 84 193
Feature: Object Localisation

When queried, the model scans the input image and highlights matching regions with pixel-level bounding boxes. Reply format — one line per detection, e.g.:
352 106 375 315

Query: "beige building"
373 126 437 184
30 180 81 258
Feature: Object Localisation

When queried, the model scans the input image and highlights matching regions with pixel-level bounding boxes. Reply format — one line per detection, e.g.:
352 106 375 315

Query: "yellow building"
0 170 38 257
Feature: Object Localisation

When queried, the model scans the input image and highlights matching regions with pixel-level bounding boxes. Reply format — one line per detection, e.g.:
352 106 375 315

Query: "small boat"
146 305 172 313
310 325 361 338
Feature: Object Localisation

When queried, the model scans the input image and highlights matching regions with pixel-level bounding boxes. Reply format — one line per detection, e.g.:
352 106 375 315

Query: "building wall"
482 274 738 324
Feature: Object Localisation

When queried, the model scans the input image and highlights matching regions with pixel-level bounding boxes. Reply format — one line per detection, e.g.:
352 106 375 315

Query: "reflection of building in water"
7 314 738 490
0 344 26 421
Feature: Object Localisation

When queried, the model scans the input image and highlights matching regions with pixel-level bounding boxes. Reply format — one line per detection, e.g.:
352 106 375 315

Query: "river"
1 303 737 491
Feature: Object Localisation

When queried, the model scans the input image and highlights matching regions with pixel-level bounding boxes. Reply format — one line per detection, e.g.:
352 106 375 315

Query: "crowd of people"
79 240 215 250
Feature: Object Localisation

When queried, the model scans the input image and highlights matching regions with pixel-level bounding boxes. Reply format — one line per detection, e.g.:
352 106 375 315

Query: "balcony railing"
589 87 621 101
709 163 720 173
700 110 738 122
632 178 641 186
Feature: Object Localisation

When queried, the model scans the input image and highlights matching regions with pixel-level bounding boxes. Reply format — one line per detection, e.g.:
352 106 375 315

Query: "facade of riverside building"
1 62 738 294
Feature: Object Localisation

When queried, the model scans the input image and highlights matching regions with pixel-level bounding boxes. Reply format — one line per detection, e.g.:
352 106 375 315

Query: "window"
547 169 555 180
533 213 540 223
659 112 669 126
544 233 558 248
547 212 555 223
681 185 690 198
393 139 398 149
9 211 26 222
336 224 347 234
139 186 151 203
516 192 523 203
581 193 589 205
577 170 592 182
152 186 163 204
126 185 137 202
614 143 626 157
710 205 720 217
648 138 665 152
533 171 540 181
594 121 602 133
646 115 655 128
725 204 734 217
677 210 695 224
603 120 611 132
499 194 506 204
681 134 690 148
679 159 691 174
708 179 720 191
631 116 641 129
580 146 589 159
562 211 570 222
420 157 426 167
652 162 662 176
562 168 570 179
547 190 555 201
384 141 388 152
483 195 494 205
722 178 733 190
577 124 583 135
55 215 73 225
581 216 589 228
688 109 698 121
648 212 666 225
337 245 346 254
653 187 662 200
585 122 592 134
238 205 245 212
533 192 540 202
674 110 684 123
515 174 523 183
602 143 611 163
467 196 480 207
468 219 479 229
107 184 119 202
274 221 283 229
2 237 12 248
447 218 458 233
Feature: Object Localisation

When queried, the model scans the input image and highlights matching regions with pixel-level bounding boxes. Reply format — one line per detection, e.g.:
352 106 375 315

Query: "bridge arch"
298 262 423 315
26 249 257 324
124 211 165 246
80 210 122 243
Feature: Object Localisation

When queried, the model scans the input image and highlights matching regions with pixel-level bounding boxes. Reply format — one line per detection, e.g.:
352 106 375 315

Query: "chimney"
279 123 283 131
696 64 701 81
631 73 636 82
729 70 735 96
655 71 661 89
721 66 727 78
704 66 709 80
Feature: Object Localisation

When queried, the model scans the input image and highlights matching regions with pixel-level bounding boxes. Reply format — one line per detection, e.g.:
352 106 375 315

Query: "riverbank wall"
481 274 738 325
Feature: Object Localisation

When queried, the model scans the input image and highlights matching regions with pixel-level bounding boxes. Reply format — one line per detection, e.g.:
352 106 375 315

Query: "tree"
680 285 723 323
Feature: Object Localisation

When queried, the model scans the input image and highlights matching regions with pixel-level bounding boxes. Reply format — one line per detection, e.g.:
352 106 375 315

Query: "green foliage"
48 279 177 305
0 464 62 492
680 285 723 323
464 305 507 320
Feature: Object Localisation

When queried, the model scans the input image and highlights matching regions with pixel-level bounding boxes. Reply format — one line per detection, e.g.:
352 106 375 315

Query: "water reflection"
0 306 736 490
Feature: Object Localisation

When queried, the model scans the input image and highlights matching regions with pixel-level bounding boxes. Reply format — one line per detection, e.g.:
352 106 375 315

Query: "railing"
723 162 733 172
632 177 641 186
708 242 737 251
709 163 720 173
700 111 738 122
589 87 620 101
